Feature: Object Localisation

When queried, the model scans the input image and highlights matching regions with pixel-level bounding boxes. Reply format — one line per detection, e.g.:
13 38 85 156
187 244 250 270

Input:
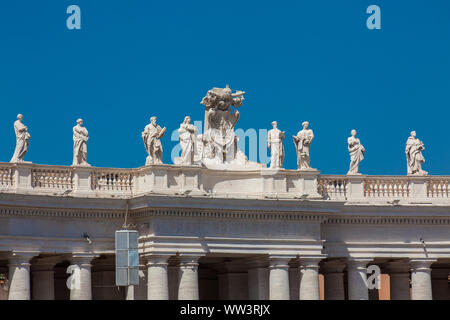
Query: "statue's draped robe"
143 123 164 164
10 120 30 162
405 137 425 174
294 129 314 169
268 128 284 169
73 125 89 166
178 123 197 165
347 136 365 174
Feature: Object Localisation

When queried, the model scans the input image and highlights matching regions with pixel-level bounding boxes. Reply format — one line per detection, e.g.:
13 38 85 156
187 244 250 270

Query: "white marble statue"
347 129 365 175
142 116 166 165
405 131 427 175
72 118 90 167
198 85 264 170
176 116 197 165
10 114 31 163
267 121 285 169
293 121 314 170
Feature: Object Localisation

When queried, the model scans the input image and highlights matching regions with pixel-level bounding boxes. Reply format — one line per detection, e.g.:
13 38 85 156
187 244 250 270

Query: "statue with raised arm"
176 116 197 165
267 121 285 169
142 116 166 165
10 114 31 163
405 131 427 175
347 129 365 175
293 121 314 170
72 118 90 166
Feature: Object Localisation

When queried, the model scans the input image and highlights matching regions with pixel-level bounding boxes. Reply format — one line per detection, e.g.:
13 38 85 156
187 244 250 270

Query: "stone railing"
0 162 449 204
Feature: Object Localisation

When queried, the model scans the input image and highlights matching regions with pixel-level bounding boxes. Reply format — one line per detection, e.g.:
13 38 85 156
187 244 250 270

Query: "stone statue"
175 116 197 165
10 114 31 163
198 85 264 169
293 121 314 170
267 121 285 169
347 129 365 175
142 116 166 165
72 118 90 167
405 131 427 175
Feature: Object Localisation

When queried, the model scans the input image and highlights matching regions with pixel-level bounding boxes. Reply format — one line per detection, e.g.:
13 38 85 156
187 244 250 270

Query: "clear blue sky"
1 0 449 174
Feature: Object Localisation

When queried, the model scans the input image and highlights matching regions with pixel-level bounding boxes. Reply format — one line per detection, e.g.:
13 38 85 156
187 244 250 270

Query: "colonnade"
4 252 450 300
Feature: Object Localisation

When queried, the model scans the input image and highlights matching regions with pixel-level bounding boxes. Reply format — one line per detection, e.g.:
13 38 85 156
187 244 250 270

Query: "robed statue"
72 118 90 166
142 116 166 165
10 114 31 163
405 131 427 175
347 129 365 175
176 116 197 165
293 121 314 170
267 121 285 169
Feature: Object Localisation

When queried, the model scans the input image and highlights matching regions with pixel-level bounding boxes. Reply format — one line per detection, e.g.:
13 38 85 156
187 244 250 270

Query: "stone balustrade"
1 162 449 203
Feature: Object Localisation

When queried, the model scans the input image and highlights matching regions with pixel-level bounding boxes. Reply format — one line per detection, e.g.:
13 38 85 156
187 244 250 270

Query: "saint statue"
10 114 31 163
142 116 166 165
267 121 285 169
347 129 365 175
293 121 314 170
405 131 427 175
177 116 197 165
72 118 90 166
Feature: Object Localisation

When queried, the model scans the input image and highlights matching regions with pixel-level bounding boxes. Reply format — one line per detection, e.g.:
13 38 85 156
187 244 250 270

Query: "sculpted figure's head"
150 116 157 125
302 121 309 129
351 129 357 137
271 121 277 128
184 116 191 124
76 118 83 126
410 131 416 138
17 114 23 121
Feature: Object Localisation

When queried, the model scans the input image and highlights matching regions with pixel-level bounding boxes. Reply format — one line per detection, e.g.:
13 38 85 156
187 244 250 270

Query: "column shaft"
268 258 291 300
147 256 169 300
347 259 372 300
299 258 321 300
69 254 97 300
178 256 200 300
8 258 31 300
322 260 346 300
32 266 55 300
410 259 436 300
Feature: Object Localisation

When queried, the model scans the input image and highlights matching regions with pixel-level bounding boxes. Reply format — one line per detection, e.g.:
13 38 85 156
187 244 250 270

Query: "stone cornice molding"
133 208 328 222
0 206 124 220
325 215 450 225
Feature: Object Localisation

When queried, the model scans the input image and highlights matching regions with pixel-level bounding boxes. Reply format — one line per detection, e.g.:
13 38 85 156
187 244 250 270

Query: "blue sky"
0 0 449 174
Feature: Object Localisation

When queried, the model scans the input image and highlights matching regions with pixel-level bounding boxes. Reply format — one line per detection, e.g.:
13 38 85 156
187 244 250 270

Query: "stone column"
247 258 269 300
410 258 436 300
8 251 39 300
32 263 57 300
168 264 179 300
347 258 373 300
178 256 200 300
268 256 292 300
299 257 323 300
384 261 410 300
126 263 147 300
288 260 300 300
147 255 169 300
69 253 98 300
322 259 346 300
431 268 450 300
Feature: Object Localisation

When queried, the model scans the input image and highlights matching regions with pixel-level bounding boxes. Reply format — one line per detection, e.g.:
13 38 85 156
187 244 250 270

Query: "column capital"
410 258 437 270
8 251 39 265
146 255 170 267
244 256 269 269
299 255 327 268
321 258 346 273
268 255 295 269
347 258 373 269
71 253 99 265
382 260 411 274
179 255 201 267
